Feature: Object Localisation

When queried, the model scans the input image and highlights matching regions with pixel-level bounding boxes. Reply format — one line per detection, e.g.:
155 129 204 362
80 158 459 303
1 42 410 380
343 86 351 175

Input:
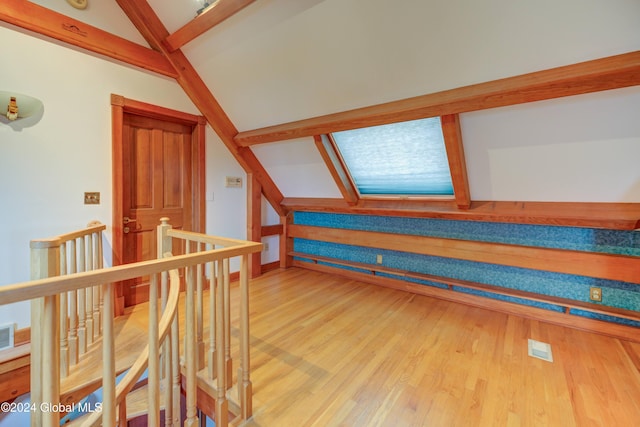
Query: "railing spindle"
85 233 94 345
223 258 233 389
118 400 127 427
148 273 160 426
92 293 100 340
42 294 60 427
68 241 78 365
59 242 69 378
92 224 104 336
216 259 229 426
158 218 178 427
171 314 181 427
208 256 217 380
185 261 199 427
197 241 205 370
239 254 253 419
102 281 116 426
89 231 97 336
77 236 87 354
160 263 172 426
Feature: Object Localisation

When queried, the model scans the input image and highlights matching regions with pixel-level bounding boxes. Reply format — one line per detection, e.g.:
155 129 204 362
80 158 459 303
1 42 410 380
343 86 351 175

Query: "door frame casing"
111 94 206 313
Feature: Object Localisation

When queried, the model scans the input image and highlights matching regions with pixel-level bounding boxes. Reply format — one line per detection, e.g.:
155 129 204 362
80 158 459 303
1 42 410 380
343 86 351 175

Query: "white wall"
0 27 244 328
462 87 640 202
251 137 341 198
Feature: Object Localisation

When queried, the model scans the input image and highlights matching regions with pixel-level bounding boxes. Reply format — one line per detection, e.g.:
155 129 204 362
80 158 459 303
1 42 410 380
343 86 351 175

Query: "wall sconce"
1 91 44 122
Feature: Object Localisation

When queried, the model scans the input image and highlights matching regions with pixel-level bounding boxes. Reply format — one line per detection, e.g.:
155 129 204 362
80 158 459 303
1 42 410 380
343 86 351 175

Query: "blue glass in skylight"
332 117 453 196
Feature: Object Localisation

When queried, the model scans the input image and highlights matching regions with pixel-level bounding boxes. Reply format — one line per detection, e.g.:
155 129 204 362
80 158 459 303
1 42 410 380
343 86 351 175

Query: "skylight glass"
332 117 453 196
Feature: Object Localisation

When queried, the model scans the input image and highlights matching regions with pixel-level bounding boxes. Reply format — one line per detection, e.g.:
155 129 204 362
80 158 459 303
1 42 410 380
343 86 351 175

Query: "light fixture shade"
1 91 44 121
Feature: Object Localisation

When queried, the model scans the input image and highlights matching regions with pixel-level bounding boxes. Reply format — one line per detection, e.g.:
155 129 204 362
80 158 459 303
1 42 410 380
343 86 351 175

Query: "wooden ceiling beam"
164 0 257 52
0 0 176 78
117 0 285 216
235 51 640 146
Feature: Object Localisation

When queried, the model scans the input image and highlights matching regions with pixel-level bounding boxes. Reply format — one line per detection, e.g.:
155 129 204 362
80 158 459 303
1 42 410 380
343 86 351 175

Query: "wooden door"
111 94 206 312
122 114 192 306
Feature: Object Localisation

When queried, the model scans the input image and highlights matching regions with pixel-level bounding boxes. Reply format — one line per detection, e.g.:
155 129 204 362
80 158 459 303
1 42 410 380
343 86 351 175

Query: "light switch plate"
84 192 100 204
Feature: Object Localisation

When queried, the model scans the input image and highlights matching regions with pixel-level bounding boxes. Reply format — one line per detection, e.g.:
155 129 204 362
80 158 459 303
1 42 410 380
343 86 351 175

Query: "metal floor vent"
528 339 553 362
0 324 14 351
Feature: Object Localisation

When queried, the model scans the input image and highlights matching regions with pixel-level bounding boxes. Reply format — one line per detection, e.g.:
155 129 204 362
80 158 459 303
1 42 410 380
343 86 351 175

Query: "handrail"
168 228 257 247
2 244 261 305
29 222 107 249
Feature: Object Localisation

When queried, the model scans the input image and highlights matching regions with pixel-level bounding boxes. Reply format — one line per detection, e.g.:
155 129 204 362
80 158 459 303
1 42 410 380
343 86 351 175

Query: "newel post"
158 217 173 260
30 239 61 427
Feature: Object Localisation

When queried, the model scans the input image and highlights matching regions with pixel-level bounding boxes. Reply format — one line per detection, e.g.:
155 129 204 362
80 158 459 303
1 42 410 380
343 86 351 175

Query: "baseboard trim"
293 260 640 344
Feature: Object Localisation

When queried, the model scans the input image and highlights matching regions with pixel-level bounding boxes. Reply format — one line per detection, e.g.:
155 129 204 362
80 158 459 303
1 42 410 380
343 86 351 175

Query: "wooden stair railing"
1 219 262 427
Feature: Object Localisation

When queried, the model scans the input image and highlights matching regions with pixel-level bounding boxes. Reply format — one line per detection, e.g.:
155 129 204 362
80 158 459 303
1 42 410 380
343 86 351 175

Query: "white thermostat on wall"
225 176 243 188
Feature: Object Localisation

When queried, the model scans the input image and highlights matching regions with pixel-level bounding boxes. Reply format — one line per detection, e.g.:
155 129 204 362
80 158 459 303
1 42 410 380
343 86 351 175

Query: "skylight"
331 117 453 196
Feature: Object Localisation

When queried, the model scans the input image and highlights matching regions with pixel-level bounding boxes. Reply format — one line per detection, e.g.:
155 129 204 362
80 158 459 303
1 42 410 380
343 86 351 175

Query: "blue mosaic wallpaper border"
294 211 640 256
293 212 640 328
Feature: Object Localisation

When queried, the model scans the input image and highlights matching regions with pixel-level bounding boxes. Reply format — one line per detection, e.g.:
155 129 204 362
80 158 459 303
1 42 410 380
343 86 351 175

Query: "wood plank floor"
84 267 640 426
230 267 640 427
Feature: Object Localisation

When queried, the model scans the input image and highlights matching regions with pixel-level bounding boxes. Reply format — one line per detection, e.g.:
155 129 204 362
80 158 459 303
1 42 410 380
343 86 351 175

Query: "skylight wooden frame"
441 114 471 209
317 114 471 208
314 135 360 205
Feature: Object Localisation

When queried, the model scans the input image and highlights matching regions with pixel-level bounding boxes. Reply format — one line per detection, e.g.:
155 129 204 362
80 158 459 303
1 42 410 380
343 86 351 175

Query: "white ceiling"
176 0 640 132
36 0 640 132
26 0 640 202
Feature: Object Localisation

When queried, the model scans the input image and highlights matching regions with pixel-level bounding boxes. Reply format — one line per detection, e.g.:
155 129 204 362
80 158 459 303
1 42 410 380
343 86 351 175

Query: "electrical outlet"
376 254 383 264
589 287 602 302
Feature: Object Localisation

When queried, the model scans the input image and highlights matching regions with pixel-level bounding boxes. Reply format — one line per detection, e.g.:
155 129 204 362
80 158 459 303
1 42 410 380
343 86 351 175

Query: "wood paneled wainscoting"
284 212 640 344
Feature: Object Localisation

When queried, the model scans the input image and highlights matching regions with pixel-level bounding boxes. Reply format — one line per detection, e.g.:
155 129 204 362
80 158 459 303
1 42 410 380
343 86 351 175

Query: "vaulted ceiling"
3 0 640 229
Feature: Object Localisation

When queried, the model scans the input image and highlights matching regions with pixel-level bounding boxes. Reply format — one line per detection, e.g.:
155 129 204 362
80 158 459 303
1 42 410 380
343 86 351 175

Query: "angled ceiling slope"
2 0 640 229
